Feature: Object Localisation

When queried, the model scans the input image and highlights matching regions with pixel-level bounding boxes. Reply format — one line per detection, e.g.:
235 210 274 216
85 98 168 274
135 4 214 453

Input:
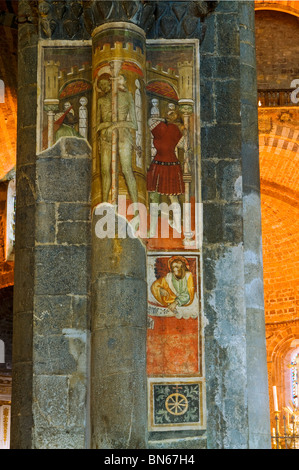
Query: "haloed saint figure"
151 256 195 314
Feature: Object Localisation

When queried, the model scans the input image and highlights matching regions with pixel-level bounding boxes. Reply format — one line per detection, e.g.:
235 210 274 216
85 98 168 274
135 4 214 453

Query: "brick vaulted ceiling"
255 0 299 17
259 121 299 324
255 1 299 336
255 1 299 414
258 116 299 395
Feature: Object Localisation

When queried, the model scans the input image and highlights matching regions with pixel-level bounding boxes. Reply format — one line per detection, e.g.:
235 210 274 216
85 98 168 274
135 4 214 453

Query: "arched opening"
255 3 299 448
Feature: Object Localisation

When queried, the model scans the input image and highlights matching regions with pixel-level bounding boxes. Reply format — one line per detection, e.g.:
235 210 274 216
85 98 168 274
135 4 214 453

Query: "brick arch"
269 327 299 363
266 326 299 423
255 0 299 18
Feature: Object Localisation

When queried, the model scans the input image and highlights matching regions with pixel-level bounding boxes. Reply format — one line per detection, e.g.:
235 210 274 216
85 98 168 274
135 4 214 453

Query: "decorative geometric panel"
148 377 205 431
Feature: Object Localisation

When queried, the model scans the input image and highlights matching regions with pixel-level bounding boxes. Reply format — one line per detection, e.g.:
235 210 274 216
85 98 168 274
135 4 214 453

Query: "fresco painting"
148 377 204 432
147 252 204 431
39 38 204 432
92 24 148 209
145 41 200 251
146 41 204 432
38 43 92 153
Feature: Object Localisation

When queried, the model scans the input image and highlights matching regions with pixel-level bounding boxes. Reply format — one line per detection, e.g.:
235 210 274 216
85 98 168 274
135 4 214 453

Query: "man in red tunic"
147 108 185 237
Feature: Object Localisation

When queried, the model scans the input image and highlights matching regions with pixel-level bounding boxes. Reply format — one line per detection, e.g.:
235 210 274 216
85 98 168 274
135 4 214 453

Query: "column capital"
26 0 218 41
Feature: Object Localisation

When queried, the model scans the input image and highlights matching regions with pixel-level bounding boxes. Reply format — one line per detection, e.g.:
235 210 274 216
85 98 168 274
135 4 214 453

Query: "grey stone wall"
32 137 91 448
201 1 248 449
13 134 92 447
90 227 147 449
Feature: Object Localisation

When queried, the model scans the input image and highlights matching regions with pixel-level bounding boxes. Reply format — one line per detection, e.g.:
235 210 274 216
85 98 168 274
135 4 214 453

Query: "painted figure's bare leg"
148 191 160 238
169 195 182 234
119 132 138 205
100 139 112 202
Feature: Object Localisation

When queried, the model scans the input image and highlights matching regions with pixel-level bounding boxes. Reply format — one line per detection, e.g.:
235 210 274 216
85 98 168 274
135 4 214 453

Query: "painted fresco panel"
37 41 92 154
147 253 201 376
92 24 147 208
37 38 204 433
145 40 201 252
147 251 204 431
145 40 204 432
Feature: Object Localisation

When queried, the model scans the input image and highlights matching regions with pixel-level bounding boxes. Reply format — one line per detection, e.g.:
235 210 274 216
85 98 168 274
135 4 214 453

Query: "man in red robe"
147 108 185 237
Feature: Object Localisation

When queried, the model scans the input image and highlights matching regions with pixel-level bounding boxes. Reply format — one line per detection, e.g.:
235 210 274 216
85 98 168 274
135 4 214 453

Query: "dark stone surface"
0 286 13 372
37 156 91 204
92 276 147 330
34 295 73 335
201 124 242 160
35 244 90 296
91 215 146 280
35 203 56 244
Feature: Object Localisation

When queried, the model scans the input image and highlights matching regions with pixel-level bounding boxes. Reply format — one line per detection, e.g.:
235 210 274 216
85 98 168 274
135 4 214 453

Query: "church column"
11 0 37 447
239 1 271 448
90 22 148 449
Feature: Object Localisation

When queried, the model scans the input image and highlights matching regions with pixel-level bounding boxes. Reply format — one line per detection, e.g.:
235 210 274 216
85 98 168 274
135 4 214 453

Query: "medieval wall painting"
37 39 201 252
145 40 201 252
37 38 204 433
37 41 92 154
92 24 148 209
145 40 204 433
91 33 201 249
147 253 205 432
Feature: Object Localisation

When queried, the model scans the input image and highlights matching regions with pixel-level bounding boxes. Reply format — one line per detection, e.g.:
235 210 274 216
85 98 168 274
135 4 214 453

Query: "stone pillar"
239 1 271 449
11 0 271 450
201 0 271 449
90 22 148 449
11 0 37 447
201 1 249 449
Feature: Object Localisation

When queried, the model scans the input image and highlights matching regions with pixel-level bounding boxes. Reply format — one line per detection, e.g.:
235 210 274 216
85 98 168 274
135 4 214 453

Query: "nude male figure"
96 73 138 204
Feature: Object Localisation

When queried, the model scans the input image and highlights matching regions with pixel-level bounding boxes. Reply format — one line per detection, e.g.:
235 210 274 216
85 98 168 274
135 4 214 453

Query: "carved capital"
28 0 218 41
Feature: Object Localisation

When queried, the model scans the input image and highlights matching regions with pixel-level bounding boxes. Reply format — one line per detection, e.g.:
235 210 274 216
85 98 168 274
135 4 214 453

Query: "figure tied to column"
96 70 138 206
